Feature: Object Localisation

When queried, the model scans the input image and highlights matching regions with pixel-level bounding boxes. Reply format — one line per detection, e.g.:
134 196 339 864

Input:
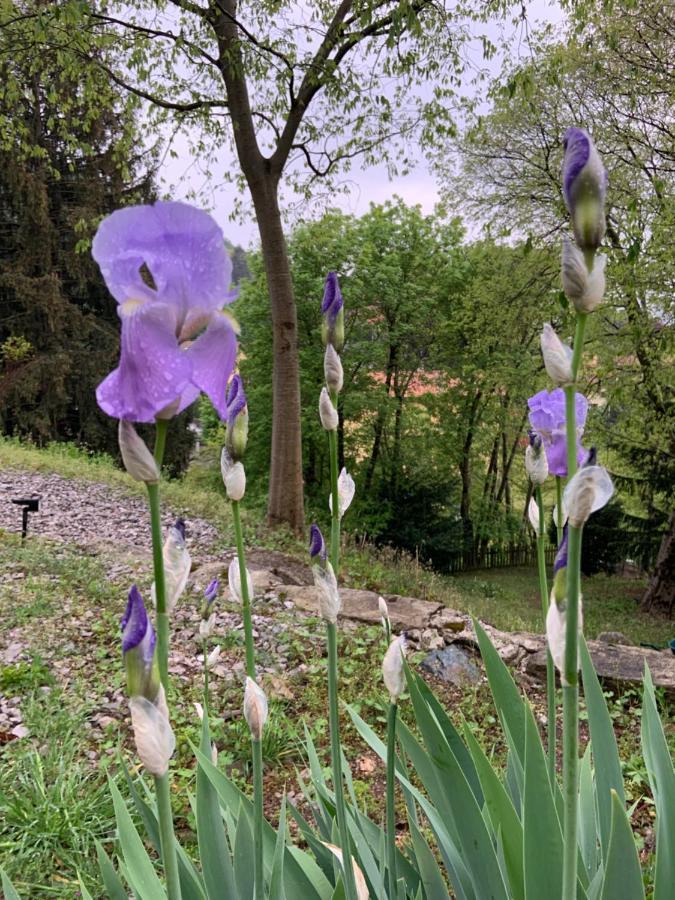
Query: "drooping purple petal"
528 389 588 477
93 201 233 318
225 372 247 427
96 301 191 422
309 523 326 560
185 313 238 420
553 525 569 575
321 271 343 323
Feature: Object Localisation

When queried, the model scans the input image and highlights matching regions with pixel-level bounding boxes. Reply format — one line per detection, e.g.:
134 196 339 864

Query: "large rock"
420 645 481 686
524 641 675 699
279 585 442 630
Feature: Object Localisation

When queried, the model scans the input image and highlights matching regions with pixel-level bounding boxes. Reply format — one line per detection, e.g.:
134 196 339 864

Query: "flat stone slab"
525 641 675 699
280 585 442 629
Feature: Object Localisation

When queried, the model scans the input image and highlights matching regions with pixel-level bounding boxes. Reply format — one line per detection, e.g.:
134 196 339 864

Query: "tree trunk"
641 511 674 616
250 183 305 533
459 389 483 550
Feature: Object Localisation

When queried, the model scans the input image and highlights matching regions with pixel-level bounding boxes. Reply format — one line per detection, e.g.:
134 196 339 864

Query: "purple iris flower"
528 388 588 477
225 374 247 428
93 201 238 423
553 525 568 576
321 272 343 323
203 578 219 607
121 585 159 699
562 128 607 250
309 523 326 561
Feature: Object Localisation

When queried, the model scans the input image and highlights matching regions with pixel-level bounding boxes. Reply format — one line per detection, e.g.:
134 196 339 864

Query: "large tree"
1 0 525 532
442 0 674 609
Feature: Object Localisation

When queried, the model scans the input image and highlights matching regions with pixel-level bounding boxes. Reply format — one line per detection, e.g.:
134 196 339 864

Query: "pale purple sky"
157 1 564 249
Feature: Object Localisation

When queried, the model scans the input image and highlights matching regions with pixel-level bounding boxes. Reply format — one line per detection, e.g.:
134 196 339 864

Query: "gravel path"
0 469 220 555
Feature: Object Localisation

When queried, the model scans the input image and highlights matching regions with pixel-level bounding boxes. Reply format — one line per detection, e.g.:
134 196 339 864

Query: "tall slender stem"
231 500 256 679
563 313 588 480
328 425 340 569
155 774 181 899
386 702 398 898
252 738 265 900
147 483 169 691
327 622 357 900
536 487 556 784
555 476 564 545
202 638 210 710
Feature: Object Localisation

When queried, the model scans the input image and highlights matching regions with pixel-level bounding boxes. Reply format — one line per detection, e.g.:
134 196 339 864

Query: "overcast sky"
157 1 564 249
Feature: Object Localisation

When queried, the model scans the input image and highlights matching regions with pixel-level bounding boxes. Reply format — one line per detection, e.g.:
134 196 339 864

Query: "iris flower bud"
199 578 219 637
121 585 161 701
152 519 191 614
382 634 407 703
118 420 160 484
228 558 253 604
528 496 540 532
221 447 246 501
378 596 389 622
324 343 344 394
224 374 248 461
321 271 345 352
329 467 356 519
319 387 338 431
309 523 327 561
561 238 607 313
562 128 607 252
312 560 341 623
564 465 614 528
129 687 175 776
525 432 548 485
541 324 573 386
243 676 268 741
546 592 584 686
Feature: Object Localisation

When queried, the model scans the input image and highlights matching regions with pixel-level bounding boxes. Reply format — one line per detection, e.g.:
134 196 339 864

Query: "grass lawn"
0 438 672 895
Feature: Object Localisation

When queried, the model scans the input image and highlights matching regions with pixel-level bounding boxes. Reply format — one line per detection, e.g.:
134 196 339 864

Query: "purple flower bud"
121 585 159 701
321 272 345 352
225 374 247 428
173 518 186 541
309 523 326 561
553 525 568 576
225 374 248 460
562 128 607 252
203 578 219 605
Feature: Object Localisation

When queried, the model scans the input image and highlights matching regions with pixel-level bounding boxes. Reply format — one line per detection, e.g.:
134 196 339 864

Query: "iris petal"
185 312 237 419
96 302 191 422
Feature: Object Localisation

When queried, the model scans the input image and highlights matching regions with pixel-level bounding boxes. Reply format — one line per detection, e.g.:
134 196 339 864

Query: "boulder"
279 585 442 630
420 645 481 686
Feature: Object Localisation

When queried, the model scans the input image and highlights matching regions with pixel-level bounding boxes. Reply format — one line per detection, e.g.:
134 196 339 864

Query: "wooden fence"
446 543 557 574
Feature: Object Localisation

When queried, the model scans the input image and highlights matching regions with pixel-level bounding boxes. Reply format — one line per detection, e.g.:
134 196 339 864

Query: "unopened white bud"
205 645 221 669
228 558 253 604
541 323 573 386
564 465 614 527
528 497 540 532
329 467 355 518
194 701 204 721
378 596 389 620
319 387 339 431
312 561 341 623
561 239 606 313
243 676 268 741
152 522 191 614
546 592 584 686
525 439 548 485
324 343 344 393
225 460 246 501
118 420 160 484
382 634 407 703
199 613 216 639
129 687 175 776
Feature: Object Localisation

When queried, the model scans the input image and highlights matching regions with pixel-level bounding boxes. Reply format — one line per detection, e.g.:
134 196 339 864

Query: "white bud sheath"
546 592 584 686
152 524 191 614
553 500 568 529
382 634 407 703
312 561 341 623
199 612 216 639
243 676 268 741
225 460 246 501
378 596 389 620
561 239 606 313
324 343 344 393
329 467 356 518
118 420 160 484
564 465 614 527
541 323 574 386
528 496 540 533
525 443 548 485
319 387 339 431
129 688 176 777
194 701 204 721
206 645 221 669
228 558 253 604
321 844 370 900
211 742 218 765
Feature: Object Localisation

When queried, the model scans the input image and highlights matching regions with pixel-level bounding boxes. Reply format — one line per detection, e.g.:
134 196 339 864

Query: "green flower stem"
231 499 256 679
555 476 564 545
327 622 358 900
562 680 580 900
202 638 209 709
328 425 340 570
252 738 265 900
386 701 398 898
536 487 556 784
154 773 181 900
563 313 588 480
